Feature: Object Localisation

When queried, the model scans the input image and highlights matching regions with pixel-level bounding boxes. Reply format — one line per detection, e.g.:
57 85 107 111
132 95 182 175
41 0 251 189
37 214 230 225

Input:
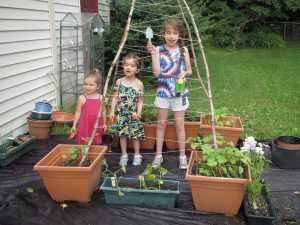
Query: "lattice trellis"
80 0 218 165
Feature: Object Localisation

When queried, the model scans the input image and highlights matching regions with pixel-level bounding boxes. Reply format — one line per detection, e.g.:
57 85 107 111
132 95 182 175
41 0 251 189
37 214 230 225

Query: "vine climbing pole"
79 0 137 166
79 0 217 165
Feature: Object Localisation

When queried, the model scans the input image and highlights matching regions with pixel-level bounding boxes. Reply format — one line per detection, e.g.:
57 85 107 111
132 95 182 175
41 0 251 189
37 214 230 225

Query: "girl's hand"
147 42 156 55
109 112 115 120
179 71 187 79
70 126 77 134
103 124 107 133
132 113 140 120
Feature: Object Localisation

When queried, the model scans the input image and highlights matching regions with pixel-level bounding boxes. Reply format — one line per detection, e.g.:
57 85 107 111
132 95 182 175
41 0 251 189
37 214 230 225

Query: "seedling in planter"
138 164 168 190
213 107 236 127
61 145 88 166
101 159 126 196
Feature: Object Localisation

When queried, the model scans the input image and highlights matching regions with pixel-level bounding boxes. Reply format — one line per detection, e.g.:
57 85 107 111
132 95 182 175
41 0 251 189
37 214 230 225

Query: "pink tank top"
76 95 103 145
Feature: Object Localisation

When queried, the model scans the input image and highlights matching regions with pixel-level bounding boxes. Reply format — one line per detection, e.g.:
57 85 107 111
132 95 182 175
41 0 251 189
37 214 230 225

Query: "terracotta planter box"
34 144 107 203
127 123 157 150
165 121 200 151
200 116 244 146
185 151 250 216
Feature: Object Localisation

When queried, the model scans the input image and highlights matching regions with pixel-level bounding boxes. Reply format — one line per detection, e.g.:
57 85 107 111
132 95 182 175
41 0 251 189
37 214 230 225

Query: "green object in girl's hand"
176 78 185 93
146 27 153 42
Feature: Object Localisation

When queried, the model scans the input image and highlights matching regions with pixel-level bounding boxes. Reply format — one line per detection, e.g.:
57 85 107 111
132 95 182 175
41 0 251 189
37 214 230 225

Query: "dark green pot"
0 135 36 167
100 177 180 208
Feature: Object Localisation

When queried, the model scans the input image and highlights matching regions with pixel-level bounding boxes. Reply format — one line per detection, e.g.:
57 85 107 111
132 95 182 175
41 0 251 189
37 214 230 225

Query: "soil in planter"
4 141 20 154
244 195 272 217
116 180 178 191
18 135 31 142
58 159 93 167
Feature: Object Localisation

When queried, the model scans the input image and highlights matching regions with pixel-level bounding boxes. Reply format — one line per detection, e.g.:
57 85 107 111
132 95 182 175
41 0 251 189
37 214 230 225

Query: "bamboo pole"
177 0 208 98
79 0 137 166
181 0 217 148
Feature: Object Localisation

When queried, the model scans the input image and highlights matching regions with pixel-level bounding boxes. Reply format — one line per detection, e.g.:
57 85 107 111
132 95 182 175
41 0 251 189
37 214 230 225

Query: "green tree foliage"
105 0 300 58
189 0 300 47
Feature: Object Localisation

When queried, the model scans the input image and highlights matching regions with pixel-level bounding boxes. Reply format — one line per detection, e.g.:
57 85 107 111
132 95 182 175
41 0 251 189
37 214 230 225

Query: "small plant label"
111 177 116 187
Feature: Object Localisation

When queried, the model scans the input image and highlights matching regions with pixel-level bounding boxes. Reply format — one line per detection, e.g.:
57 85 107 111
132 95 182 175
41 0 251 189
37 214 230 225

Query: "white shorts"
154 96 189 112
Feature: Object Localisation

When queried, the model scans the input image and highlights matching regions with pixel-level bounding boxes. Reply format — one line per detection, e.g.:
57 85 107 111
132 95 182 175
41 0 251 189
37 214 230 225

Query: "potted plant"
34 144 107 203
241 137 276 224
0 134 36 167
199 107 244 147
185 135 251 216
100 161 180 208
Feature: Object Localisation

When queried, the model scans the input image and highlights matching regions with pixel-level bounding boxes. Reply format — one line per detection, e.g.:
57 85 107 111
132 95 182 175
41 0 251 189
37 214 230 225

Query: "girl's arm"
71 95 84 133
180 47 192 79
137 82 144 117
147 43 160 77
109 79 120 119
102 96 107 131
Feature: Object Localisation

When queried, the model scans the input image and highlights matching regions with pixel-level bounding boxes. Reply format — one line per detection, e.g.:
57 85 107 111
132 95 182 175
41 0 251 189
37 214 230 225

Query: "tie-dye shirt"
156 44 188 98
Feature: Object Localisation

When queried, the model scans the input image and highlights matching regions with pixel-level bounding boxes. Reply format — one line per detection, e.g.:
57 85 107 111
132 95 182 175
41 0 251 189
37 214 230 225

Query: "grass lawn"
144 41 300 140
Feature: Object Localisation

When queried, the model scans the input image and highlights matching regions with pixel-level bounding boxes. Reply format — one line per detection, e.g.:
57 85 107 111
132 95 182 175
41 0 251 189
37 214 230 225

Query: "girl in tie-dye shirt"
147 17 192 170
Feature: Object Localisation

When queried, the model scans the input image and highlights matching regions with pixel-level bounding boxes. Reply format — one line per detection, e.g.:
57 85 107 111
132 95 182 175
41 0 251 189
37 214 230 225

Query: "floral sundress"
115 80 145 141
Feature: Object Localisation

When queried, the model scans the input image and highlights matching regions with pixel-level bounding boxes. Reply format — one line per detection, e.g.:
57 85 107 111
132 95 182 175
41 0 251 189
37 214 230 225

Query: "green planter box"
0 135 36 167
243 184 276 225
100 177 180 208
0 139 13 152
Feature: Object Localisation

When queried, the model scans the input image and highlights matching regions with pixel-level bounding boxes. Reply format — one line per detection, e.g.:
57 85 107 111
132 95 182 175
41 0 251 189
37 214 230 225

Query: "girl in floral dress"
109 54 145 166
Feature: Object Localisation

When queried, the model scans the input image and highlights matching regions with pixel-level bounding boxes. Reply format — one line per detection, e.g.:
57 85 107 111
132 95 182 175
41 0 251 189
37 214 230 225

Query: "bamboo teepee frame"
80 0 217 165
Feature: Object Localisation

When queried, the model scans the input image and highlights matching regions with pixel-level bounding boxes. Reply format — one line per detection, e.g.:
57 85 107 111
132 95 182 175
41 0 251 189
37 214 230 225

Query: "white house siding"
0 0 109 140
98 0 109 24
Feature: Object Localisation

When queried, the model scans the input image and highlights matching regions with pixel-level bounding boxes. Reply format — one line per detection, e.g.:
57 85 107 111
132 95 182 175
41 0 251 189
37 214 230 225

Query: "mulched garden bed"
0 135 299 225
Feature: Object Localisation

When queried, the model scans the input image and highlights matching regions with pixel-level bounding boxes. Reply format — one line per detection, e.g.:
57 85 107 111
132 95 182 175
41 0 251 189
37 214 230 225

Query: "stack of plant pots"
27 100 53 140
271 136 300 169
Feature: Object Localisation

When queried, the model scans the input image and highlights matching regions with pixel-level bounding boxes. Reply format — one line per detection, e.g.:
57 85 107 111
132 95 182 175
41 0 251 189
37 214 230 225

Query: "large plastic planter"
200 116 244 147
271 140 300 169
100 177 180 208
34 144 107 203
0 135 36 167
127 123 157 150
165 121 201 151
185 151 250 217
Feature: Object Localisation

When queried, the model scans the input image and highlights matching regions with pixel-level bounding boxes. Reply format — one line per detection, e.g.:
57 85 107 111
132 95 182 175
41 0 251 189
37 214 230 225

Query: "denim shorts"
154 96 189 111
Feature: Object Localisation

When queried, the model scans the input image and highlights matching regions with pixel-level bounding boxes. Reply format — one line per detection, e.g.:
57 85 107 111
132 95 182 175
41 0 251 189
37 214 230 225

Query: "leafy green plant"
101 161 169 196
61 146 86 164
245 150 271 209
101 159 126 196
138 164 168 190
51 123 71 135
190 134 251 178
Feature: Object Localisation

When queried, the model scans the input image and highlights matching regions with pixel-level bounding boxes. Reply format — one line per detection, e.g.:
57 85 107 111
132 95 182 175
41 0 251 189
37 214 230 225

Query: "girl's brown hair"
160 17 185 57
84 68 101 86
122 54 142 77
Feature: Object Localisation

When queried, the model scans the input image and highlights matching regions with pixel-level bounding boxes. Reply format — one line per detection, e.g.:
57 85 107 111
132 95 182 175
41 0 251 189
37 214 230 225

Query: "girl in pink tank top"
71 69 106 145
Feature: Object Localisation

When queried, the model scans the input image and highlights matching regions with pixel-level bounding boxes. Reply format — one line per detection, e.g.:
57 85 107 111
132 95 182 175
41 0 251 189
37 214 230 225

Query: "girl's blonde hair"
84 68 101 86
122 54 141 77
160 17 185 57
